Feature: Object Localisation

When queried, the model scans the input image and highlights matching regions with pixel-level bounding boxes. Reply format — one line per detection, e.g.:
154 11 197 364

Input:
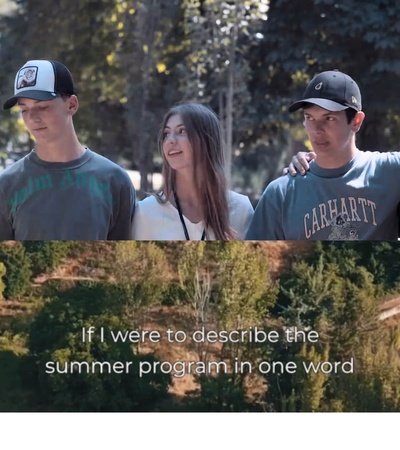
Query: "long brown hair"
156 103 233 240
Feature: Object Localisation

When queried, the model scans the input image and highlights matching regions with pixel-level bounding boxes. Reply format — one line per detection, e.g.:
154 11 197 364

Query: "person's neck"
315 146 358 169
174 172 199 206
173 172 203 223
35 133 86 163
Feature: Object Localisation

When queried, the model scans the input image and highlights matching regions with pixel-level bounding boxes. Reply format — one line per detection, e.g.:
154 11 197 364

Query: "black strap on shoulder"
173 191 205 240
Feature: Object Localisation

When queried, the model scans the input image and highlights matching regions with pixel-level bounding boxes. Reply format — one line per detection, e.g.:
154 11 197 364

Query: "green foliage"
29 282 127 355
278 254 344 331
28 282 171 411
292 343 329 412
314 242 400 290
177 241 278 340
215 242 277 329
187 373 251 412
162 282 187 306
114 241 170 307
0 243 32 299
265 242 400 412
0 262 5 299
23 241 70 277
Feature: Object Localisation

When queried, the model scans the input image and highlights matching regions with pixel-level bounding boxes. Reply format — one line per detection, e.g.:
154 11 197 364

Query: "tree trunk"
225 65 234 188
224 14 239 189
137 0 160 192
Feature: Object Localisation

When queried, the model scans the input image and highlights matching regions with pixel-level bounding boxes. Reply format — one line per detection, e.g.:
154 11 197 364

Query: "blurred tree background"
0 0 399 201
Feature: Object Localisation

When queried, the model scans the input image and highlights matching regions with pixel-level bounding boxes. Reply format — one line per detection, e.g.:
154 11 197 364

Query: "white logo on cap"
351 96 358 104
315 82 323 90
16 66 38 90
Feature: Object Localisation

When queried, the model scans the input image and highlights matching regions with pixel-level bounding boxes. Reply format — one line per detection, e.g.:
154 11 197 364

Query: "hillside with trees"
1 241 400 412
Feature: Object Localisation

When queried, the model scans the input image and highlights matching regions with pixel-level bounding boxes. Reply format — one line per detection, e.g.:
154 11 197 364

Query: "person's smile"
167 148 183 156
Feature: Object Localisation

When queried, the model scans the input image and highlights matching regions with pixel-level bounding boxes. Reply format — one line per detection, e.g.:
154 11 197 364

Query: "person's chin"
31 127 48 137
170 163 192 173
312 142 330 152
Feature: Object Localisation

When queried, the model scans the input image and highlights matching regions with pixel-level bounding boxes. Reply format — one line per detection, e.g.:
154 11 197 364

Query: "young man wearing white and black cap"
0 59 136 240
246 70 400 240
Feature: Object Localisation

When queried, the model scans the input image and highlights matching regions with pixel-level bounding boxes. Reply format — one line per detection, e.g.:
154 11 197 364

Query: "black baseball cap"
288 70 362 113
3 59 77 110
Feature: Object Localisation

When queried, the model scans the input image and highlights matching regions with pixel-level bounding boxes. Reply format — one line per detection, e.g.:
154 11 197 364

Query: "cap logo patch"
315 82 323 90
16 66 38 90
351 96 358 104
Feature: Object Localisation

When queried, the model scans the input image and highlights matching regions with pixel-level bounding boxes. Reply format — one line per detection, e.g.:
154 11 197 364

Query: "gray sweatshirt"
0 149 136 240
246 150 400 240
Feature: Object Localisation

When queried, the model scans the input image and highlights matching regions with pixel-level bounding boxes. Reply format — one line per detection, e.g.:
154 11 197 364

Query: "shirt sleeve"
131 201 149 240
0 187 14 240
107 172 136 240
235 196 254 239
245 184 285 240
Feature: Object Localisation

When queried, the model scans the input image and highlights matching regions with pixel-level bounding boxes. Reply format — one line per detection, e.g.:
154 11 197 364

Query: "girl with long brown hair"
132 103 253 240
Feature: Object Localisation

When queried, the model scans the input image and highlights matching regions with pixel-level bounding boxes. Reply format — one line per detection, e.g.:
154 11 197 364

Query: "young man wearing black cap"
245 70 400 240
0 59 136 240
